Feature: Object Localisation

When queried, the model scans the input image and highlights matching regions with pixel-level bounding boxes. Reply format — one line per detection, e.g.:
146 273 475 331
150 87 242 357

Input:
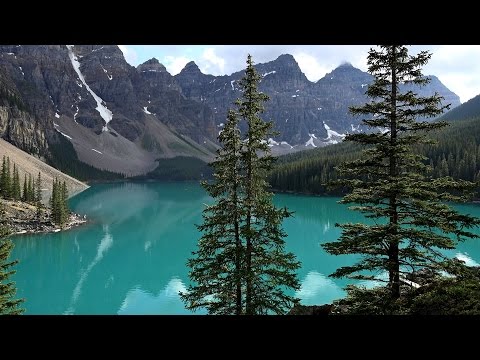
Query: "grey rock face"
175 55 461 148
0 45 218 174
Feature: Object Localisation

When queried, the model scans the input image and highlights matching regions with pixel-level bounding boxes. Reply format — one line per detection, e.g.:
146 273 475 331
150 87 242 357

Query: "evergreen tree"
50 179 57 224
238 55 300 314
0 202 24 314
35 172 42 221
27 174 33 203
322 45 480 299
60 181 69 227
4 157 11 200
181 110 245 314
22 174 28 202
12 164 21 201
0 156 7 198
181 55 300 315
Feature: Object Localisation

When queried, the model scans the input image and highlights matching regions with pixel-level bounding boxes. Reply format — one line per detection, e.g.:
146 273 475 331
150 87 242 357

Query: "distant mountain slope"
175 55 460 152
0 138 89 202
0 46 462 178
269 117 480 194
440 94 480 122
0 45 217 176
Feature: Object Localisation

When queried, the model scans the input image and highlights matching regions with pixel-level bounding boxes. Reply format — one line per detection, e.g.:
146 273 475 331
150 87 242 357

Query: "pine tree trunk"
233 165 242 315
389 46 400 299
245 149 253 315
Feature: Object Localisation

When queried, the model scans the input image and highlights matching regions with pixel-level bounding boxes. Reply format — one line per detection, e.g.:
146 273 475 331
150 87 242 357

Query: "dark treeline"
49 178 70 228
1 155 37 204
269 117 480 195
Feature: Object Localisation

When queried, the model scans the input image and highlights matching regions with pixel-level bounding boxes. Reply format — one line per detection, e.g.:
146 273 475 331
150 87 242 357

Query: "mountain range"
0 45 461 178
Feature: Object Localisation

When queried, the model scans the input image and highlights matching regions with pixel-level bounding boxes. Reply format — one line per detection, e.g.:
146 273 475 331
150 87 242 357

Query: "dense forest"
269 117 480 195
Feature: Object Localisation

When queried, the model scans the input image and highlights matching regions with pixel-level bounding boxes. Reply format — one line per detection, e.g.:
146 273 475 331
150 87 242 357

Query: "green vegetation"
181 55 300 315
321 45 480 299
0 156 38 204
333 263 480 315
270 117 480 195
439 94 480 122
139 156 212 181
0 203 24 315
50 178 70 228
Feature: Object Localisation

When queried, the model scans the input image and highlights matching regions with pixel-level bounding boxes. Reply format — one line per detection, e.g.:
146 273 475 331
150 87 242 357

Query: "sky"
119 45 480 103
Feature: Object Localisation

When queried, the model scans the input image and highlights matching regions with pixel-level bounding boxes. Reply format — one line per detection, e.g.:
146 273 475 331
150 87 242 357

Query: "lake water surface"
11 182 480 314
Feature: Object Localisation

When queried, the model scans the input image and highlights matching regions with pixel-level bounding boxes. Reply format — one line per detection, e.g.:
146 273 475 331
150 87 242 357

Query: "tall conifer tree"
323 46 480 299
182 55 300 315
0 203 24 314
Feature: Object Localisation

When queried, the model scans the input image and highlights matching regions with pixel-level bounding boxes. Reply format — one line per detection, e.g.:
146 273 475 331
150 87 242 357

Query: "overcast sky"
119 45 480 103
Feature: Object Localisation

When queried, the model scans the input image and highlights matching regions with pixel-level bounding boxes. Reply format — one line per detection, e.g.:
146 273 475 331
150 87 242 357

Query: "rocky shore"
2 199 88 236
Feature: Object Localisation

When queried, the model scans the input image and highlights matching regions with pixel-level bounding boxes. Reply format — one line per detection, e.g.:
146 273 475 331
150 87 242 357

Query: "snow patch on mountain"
66 45 113 131
305 134 317 148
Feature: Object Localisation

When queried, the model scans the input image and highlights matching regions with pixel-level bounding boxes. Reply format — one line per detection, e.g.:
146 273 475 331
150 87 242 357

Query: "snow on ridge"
91 149 103 154
292 95 299 98
305 134 317 148
217 123 224 128
268 138 279 147
323 122 345 140
101 65 113 80
74 105 79 123
53 125 72 140
351 124 360 132
55 113 60 118
262 70 276 77
309 133 317 139
143 106 152 115
230 80 235 91
361 83 368 88
58 131 72 140
280 141 294 149
19 66 24 76
66 45 113 131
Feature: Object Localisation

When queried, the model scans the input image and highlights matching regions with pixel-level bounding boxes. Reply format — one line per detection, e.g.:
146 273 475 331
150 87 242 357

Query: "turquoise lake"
10 182 480 314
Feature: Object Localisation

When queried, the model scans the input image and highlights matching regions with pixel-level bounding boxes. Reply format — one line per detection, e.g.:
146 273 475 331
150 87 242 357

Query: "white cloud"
199 47 226 74
292 52 331 82
424 45 480 103
118 45 137 65
163 55 191 75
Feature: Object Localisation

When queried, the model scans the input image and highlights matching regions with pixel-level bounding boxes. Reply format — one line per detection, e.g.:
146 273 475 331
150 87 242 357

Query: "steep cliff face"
0 67 49 157
0 46 462 175
175 55 461 151
0 45 217 176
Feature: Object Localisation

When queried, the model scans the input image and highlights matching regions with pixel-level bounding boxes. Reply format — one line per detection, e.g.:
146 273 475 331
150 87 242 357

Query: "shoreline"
12 213 90 236
2 199 90 237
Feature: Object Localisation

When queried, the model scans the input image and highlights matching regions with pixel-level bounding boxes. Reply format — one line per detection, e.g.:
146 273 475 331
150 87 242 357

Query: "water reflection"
295 271 344 305
117 277 199 315
64 225 113 314
455 252 480 267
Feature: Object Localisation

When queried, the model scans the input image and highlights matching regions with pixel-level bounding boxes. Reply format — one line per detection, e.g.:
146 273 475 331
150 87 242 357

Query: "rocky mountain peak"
137 58 167 73
180 61 202 75
275 54 298 66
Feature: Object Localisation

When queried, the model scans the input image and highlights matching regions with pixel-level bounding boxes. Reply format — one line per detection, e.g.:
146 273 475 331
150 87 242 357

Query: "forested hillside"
269 118 480 194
